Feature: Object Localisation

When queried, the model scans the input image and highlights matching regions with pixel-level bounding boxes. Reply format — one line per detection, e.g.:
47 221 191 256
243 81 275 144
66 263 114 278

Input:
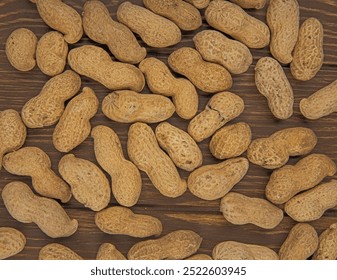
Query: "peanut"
0 227 26 260
95 206 162 238
155 122 202 172
2 181 78 238
38 243 83 260
127 122 187 198
128 230 202 260
21 70 81 128
102 90 175 124
220 192 284 229
185 0 210 9
255 57 294 120
116 1 181 48
188 158 249 200
185 254 212 260
82 0 146 64
52 87 98 153
188 91 244 142
96 243 126 260
266 154 336 204
229 0 266 9
168 47 232 93
313 223 337 260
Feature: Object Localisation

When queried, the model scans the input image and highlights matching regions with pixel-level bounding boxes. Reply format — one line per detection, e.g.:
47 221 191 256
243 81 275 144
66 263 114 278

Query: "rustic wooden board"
0 0 337 260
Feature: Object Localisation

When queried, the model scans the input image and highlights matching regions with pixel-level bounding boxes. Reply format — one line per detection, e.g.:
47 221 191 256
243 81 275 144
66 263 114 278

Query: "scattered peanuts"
96 243 126 260
38 243 83 260
313 223 337 260
0 227 26 260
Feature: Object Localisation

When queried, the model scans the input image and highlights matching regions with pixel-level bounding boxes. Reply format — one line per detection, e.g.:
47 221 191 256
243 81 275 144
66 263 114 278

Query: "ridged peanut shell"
185 0 209 9
96 243 126 260
0 227 26 260
229 0 266 9
39 243 83 260
313 223 337 260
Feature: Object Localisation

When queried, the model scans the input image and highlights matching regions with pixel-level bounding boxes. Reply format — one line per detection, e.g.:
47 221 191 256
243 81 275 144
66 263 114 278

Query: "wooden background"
1 0 337 260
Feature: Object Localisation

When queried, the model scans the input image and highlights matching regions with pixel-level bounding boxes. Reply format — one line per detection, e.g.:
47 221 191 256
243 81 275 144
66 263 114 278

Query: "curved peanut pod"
31 0 82 44
188 91 244 142
22 70 81 128
95 206 162 238
128 230 202 260
185 0 209 9
2 181 78 238
91 125 142 207
83 0 146 64
255 57 294 119
220 192 284 229
53 87 98 153
229 0 266 9
266 154 336 204
168 47 232 93
205 0 270 49
116 1 181 48
0 227 26 260
96 243 126 260
3 147 72 203
313 223 337 260
185 254 213 260
127 123 187 198
39 243 83 260
68 45 145 92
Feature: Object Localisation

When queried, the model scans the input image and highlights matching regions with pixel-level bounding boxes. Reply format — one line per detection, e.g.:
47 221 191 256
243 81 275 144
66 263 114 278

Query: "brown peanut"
96 243 126 260
185 0 210 9
38 243 83 260
0 227 26 260
185 254 212 260
313 223 337 260
229 0 266 9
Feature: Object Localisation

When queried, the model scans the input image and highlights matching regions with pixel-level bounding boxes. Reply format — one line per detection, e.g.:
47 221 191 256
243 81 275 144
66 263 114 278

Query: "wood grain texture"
0 0 337 259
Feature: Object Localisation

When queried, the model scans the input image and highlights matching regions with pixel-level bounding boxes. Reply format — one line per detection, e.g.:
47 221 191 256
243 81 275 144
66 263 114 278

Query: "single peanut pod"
139 57 198 120
68 45 145 92
39 243 83 260
155 122 202 172
300 79 337 120
184 0 209 9
128 230 202 260
91 125 142 207
168 47 232 93
229 0 266 9
21 70 81 128
279 223 318 260
220 192 284 229
53 87 98 153
30 0 82 44
210 122 251 160
102 90 175 124
313 223 337 260
205 0 270 49
266 154 336 204
5 28 37 71
96 243 126 260
291 18 324 81
95 206 162 238
2 181 78 238
0 227 26 260
82 0 146 64
116 1 181 48
188 91 244 142
185 254 212 260
285 180 337 222
127 123 187 198
3 147 72 203
188 158 249 200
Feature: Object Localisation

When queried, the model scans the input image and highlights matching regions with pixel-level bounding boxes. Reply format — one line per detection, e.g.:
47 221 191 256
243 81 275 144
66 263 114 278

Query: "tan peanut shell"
0 227 26 260
53 87 98 153
95 206 162 238
96 243 126 260
210 122 251 160
213 241 279 260
267 0 300 64
185 254 213 260
300 79 337 120
2 181 78 238
193 30 252 75
155 122 202 172
5 28 37 71
83 0 146 64
22 70 81 128
168 47 232 93
102 90 175 124
38 243 83 260
188 91 244 142
3 147 72 203
139 57 198 120
185 0 210 9
220 192 284 229
285 180 337 222
128 230 202 260
229 0 266 9
205 0 270 49
58 154 110 211
247 127 317 169
91 125 142 207
313 223 337 260
279 223 318 260
68 45 145 92
31 0 83 44
255 57 294 119
188 158 249 200
116 1 181 48
266 154 336 204
127 123 187 198
291 18 324 81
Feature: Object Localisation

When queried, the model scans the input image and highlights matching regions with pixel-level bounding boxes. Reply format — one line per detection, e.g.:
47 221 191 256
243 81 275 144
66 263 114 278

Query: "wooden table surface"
1 0 337 260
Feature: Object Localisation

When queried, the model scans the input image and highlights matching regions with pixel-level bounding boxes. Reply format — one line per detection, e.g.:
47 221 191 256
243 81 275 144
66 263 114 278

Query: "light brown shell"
185 0 210 9
0 227 26 260
185 254 213 260
96 243 126 260
313 223 337 260
38 243 83 260
229 0 266 9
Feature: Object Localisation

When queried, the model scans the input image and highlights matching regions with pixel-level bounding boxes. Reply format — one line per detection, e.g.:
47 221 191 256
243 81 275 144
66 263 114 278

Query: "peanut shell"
313 223 337 260
96 243 126 260
38 243 83 260
0 227 26 260
185 0 209 9
229 0 266 9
